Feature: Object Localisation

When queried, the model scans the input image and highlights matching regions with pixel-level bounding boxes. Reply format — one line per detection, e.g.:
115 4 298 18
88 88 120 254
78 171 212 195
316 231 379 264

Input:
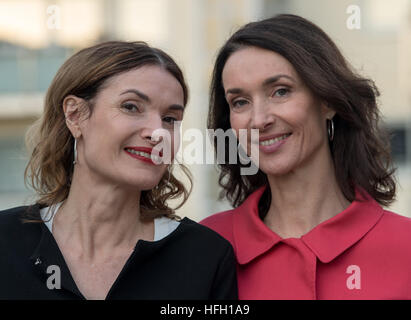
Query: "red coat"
201 186 411 299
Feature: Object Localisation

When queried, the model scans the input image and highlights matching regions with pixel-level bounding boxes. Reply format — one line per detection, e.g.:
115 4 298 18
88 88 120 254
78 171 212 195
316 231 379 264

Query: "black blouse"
0 205 238 300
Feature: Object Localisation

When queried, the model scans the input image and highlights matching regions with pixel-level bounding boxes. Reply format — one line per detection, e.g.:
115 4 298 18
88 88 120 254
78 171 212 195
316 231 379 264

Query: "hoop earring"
73 138 78 165
327 118 334 142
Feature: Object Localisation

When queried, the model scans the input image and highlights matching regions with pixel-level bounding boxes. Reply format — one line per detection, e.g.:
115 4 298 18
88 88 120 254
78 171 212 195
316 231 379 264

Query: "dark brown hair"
208 14 396 214
25 41 191 221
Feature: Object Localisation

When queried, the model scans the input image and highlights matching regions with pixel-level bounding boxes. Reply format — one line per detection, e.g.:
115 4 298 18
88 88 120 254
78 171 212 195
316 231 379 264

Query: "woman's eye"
232 99 249 109
122 103 140 113
273 88 289 97
163 116 178 125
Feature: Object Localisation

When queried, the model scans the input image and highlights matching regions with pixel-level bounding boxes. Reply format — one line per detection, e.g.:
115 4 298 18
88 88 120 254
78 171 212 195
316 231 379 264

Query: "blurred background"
0 0 410 221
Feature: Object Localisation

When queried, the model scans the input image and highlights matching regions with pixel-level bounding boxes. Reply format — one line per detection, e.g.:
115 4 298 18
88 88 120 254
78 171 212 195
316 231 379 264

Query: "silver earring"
73 138 78 165
327 118 334 142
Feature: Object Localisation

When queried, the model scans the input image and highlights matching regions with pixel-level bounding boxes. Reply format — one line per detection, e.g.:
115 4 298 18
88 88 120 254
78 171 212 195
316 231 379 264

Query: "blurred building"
0 0 410 220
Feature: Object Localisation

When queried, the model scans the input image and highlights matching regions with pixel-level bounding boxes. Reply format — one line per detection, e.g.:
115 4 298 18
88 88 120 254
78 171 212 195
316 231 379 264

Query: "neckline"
39 203 182 242
31 205 191 300
232 185 385 264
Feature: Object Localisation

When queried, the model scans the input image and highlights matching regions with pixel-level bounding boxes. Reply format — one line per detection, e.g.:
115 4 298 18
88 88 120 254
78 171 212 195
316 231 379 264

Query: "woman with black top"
0 41 237 300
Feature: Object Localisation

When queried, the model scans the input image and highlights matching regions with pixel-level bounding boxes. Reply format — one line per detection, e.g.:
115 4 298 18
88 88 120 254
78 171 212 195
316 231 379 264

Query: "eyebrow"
168 104 185 112
225 74 295 95
120 89 185 111
262 74 295 87
120 89 150 102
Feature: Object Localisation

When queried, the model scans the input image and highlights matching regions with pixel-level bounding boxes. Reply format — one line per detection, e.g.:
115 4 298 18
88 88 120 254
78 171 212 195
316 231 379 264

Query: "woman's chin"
260 163 294 177
119 177 162 192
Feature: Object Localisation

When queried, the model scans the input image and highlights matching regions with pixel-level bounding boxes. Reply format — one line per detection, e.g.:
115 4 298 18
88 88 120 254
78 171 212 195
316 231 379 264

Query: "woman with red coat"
201 14 411 299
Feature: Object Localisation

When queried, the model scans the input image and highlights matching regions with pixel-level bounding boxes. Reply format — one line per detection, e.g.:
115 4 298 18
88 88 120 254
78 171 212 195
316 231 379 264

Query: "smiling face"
75 65 185 190
222 46 335 177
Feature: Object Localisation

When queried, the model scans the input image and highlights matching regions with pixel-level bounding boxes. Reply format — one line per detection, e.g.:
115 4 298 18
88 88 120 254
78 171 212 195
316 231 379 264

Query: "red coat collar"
232 186 385 264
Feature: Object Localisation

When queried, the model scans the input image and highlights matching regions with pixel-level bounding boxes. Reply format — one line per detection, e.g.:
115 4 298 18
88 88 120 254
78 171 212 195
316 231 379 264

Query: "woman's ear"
327 109 336 120
321 102 336 120
63 95 85 138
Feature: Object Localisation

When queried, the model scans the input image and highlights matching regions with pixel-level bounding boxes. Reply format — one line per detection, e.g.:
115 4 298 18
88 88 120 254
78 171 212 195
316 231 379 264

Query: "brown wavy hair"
208 14 396 215
24 41 192 221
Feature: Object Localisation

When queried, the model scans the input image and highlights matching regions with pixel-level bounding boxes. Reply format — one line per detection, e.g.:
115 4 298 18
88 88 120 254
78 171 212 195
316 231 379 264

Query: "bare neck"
53 168 153 262
264 154 350 239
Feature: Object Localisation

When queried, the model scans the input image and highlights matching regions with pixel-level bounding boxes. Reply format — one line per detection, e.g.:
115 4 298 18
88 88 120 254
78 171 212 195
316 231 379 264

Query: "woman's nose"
250 100 275 130
140 116 164 145
146 133 164 146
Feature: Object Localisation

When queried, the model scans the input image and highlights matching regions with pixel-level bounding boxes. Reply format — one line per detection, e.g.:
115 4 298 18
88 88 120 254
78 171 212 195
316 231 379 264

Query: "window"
0 136 34 210
387 125 407 165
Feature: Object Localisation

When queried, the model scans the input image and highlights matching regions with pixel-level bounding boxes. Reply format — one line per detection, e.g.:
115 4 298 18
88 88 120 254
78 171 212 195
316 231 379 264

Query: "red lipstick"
124 146 162 165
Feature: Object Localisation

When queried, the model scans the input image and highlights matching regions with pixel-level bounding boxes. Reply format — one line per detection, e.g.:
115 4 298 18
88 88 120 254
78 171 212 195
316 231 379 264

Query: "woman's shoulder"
200 188 265 241
362 209 411 267
180 216 232 246
167 217 233 256
199 209 235 245
368 209 411 252
0 205 41 240
200 209 234 227
0 205 31 225
378 209 411 235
